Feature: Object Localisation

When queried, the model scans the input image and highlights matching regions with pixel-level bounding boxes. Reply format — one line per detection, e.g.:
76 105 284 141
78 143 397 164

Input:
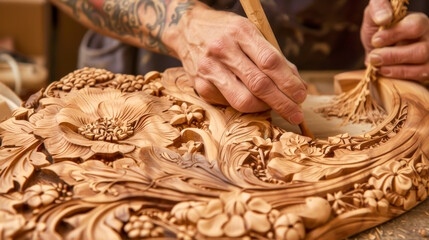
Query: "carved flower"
124 215 164 238
384 191 405 207
279 132 322 160
169 103 204 125
327 191 351 215
24 184 59 208
415 153 429 177
33 88 179 160
363 190 389 214
322 133 352 153
171 201 207 224
369 161 415 196
197 192 273 238
274 213 305 240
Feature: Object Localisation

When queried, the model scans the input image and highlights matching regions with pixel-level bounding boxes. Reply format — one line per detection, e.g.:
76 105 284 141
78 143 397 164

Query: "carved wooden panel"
0 67 428 240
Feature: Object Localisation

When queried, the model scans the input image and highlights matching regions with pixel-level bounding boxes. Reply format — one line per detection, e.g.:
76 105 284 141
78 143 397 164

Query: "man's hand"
361 0 429 83
173 5 307 124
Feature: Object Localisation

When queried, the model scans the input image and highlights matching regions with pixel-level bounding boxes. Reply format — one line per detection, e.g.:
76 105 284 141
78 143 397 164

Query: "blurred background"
0 0 86 100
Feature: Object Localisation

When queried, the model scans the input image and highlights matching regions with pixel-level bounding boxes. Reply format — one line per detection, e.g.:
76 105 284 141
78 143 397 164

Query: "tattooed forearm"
140 0 169 53
59 0 79 17
50 0 196 55
170 2 196 26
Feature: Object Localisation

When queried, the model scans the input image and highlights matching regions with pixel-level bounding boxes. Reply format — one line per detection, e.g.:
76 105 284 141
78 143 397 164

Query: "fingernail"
293 89 307 103
380 68 392 77
374 9 392 25
289 111 303 125
372 37 383 48
369 54 383 66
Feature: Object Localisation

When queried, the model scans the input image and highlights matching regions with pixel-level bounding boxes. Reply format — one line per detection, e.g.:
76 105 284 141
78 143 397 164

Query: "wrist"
163 1 210 58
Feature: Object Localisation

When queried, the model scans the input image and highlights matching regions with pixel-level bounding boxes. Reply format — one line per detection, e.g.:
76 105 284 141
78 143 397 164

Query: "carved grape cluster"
109 71 164 95
124 215 164 238
52 67 114 92
110 74 146 92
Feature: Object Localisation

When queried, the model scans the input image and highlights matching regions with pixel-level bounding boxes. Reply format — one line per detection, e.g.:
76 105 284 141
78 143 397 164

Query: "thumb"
370 0 393 26
361 0 393 55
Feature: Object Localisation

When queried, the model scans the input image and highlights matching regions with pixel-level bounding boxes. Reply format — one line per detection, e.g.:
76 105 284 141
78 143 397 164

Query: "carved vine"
0 67 427 240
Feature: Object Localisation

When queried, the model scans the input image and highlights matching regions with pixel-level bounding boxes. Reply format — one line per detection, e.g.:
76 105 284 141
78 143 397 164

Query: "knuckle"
275 101 299 116
419 43 429 62
413 13 429 27
197 57 213 75
247 72 270 95
229 93 254 112
393 67 407 78
194 80 212 98
207 38 227 57
364 6 371 17
233 17 252 32
278 75 298 92
227 17 251 38
258 49 281 70
289 63 298 73
407 20 425 38
387 50 401 64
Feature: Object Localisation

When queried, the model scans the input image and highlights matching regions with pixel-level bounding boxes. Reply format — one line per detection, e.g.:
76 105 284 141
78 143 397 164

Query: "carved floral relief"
0 67 428 239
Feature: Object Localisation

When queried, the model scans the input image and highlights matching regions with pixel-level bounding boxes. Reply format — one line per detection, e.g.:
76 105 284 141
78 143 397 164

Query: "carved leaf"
0 118 36 146
0 130 47 193
44 160 150 199
0 66 427 240
65 202 141 240
0 193 23 213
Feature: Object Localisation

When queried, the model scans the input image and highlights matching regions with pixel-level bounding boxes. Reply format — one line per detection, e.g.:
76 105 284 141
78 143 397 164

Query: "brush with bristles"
319 0 409 126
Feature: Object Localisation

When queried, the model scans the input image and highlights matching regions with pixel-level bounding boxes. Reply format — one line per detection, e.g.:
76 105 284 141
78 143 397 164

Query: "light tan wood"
0 67 427 239
239 0 313 138
239 0 281 52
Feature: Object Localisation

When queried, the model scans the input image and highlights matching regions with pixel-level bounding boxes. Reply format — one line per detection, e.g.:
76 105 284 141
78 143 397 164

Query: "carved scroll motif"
0 67 428 240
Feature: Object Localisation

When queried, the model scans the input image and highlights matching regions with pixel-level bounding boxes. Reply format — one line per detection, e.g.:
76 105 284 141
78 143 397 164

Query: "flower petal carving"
0 67 427 240
282 197 331 229
224 214 246 237
33 88 179 160
171 201 207 224
370 160 414 196
274 213 306 240
244 210 271 233
197 213 229 237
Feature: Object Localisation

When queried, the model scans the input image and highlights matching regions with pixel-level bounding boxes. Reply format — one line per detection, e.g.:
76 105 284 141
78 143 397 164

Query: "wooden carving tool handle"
239 0 314 139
